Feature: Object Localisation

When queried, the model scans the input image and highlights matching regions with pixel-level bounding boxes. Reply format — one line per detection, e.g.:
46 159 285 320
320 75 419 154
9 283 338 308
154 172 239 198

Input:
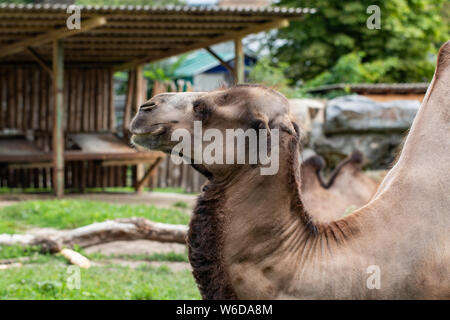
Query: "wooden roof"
0 4 313 70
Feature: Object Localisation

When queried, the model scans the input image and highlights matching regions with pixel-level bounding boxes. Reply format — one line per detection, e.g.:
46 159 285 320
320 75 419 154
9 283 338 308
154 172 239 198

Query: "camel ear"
436 41 450 79
268 114 296 136
291 121 300 139
251 113 270 134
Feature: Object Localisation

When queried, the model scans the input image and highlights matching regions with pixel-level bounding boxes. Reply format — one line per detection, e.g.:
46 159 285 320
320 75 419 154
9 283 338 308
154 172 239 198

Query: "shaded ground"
0 192 197 210
86 239 190 271
85 239 186 256
94 259 191 272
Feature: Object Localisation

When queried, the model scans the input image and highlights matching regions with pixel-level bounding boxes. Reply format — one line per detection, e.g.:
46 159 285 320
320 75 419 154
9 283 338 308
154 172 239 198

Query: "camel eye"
193 101 203 112
192 100 210 118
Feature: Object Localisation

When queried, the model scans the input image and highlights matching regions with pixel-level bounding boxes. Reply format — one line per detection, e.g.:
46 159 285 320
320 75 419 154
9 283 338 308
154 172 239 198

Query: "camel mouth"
130 123 173 152
130 123 167 137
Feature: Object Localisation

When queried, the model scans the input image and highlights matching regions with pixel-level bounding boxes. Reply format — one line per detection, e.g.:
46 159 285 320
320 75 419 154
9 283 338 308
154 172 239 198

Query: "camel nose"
139 101 157 112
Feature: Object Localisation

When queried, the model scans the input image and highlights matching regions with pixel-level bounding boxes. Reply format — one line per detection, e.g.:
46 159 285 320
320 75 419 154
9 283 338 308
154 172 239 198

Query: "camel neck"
187 133 326 299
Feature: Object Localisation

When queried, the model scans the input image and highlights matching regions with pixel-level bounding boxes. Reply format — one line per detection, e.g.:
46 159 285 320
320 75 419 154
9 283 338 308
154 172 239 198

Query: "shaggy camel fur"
130 41 450 299
301 151 379 223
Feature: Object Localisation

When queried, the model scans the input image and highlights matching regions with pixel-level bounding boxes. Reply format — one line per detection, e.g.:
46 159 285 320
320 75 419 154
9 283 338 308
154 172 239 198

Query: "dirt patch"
0 192 197 210
0 201 16 208
94 259 191 271
84 240 186 256
27 228 188 258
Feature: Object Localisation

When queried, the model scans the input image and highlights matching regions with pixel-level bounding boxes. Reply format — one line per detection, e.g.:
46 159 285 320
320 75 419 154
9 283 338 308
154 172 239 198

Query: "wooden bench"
0 133 164 191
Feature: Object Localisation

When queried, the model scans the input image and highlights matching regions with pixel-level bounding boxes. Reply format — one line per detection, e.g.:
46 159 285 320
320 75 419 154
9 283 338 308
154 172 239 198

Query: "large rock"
324 95 420 134
289 98 326 143
310 129 404 169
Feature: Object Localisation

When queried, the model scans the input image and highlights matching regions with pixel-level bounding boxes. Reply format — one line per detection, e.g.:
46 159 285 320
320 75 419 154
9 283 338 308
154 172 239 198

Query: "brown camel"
130 41 450 299
300 151 379 223
301 151 380 223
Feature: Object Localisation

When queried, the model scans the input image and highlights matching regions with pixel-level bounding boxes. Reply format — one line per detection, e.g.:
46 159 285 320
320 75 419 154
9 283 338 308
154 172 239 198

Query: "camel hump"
324 150 364 188
303 155 326 170
436 40 450 77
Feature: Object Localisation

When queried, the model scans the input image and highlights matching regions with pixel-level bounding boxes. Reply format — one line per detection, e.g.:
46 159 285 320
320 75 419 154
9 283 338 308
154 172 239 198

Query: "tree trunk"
0 218 188 253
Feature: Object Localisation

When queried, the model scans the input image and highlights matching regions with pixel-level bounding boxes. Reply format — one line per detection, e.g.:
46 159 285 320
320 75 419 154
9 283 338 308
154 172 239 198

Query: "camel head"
130 84 297 178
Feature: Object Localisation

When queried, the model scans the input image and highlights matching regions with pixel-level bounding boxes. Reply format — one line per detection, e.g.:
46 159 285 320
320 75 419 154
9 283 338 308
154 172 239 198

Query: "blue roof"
174 42 256 77
174 49 236 77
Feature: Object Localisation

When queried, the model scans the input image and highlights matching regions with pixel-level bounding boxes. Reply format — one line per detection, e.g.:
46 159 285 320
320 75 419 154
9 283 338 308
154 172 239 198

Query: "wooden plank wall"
1 69 206 193
137 80 206 193
0 65 127 190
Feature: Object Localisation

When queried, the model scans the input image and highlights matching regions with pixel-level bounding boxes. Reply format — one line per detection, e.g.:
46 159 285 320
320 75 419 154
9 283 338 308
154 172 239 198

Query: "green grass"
0 246 199 299
0 256 200 300
0 187 195 195
0 199 199 300
0 219 22 234
0 199 190 233
0 245 41 260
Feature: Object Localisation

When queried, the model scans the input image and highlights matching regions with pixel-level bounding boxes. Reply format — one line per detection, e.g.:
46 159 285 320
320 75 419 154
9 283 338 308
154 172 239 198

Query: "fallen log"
0 218 188 253
60 248 91 269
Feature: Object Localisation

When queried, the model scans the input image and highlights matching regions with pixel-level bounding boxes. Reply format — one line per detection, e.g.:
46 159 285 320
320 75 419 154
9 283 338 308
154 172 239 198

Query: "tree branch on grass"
0 218 188 269
0 218 188 253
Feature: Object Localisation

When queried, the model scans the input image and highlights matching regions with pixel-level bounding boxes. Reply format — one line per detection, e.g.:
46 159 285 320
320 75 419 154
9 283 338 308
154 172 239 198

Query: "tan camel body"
130 41 450 299
301 152 379 223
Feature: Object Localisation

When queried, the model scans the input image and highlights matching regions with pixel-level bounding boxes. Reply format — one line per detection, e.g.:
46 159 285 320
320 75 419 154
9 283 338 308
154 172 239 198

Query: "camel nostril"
140 102 156 112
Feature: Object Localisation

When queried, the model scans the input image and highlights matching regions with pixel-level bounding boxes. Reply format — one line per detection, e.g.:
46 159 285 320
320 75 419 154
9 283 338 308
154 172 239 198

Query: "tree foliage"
274 0 449 84
143 55 187 82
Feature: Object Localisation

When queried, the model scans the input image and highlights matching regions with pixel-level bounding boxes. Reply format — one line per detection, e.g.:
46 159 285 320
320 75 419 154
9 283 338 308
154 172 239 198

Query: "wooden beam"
115 19 289 71
35 48 165 56
0 20 256 29
25 47 52 77
205 47 235 80
60 43 187 50
134 64 146 194
52 39 64 198
0 16 107 59
101 157 163 167
0 12 292 22
88 28 229 35
106 21 256 28
0 26 53 33
7 162 52 170
234 37 244 84
68 36 210 42
122 69 135 137
134 65 145 114
135 157 164 192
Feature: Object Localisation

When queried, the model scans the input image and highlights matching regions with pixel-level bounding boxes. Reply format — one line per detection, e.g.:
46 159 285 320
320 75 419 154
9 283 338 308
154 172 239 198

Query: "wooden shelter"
0 4 311 196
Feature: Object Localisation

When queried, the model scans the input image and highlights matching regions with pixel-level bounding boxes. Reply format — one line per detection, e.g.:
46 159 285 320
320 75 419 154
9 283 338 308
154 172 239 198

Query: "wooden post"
205 47 235 81
134 64 145 193
234 37 244 84
122 69 135 139
52 39 64 197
